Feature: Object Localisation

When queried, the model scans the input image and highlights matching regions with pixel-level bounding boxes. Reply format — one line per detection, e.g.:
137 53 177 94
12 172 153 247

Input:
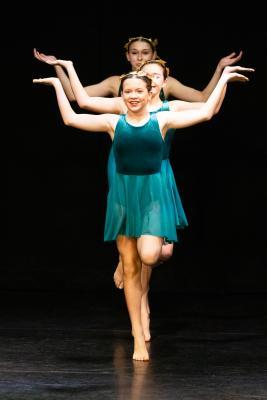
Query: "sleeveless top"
104 112 188 242
113 113 163 175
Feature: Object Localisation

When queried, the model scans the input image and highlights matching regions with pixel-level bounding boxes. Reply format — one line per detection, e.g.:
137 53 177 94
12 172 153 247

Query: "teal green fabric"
104 110 188 242
107 100 173 185
155 100 175 159
113 114 163 175
159 87 166 102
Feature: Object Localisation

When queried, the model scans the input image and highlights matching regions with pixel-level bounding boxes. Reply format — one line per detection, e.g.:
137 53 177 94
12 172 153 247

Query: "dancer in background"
34 36 243 100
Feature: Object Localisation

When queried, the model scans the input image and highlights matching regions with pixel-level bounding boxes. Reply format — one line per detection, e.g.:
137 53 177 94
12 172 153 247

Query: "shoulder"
168 99 184 111
84 75 121 97
106 75 120 84
155 110 170 123
164 75 184 96
106 75 121 92
165 75 183 89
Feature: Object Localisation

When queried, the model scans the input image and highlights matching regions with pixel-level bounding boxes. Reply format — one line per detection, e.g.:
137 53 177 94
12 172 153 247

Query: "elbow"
64 116 76 127
68 93 77 103
77 100 89 110
204 110 214 121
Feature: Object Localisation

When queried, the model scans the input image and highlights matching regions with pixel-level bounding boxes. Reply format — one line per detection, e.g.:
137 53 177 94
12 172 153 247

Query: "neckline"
149 100 164 113
124 114 150 127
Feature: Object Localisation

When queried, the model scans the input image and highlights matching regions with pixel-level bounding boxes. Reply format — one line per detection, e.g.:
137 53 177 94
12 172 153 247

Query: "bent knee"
140 249 161 266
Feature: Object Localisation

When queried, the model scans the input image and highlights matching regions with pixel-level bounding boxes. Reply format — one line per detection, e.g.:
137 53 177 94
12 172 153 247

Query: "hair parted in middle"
138 59 170 79
124 36 158 52
119 70 153 93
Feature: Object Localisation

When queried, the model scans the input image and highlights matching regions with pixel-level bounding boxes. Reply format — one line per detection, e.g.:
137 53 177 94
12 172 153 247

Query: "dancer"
33 65 253 360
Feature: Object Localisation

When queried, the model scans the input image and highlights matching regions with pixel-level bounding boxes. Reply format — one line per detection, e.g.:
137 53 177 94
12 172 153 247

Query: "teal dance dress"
155 101 188 235
104 109 188 242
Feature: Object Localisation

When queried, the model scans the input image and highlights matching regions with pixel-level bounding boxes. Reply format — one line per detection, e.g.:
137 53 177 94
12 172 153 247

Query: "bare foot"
132 334 149 361
113 260 123 289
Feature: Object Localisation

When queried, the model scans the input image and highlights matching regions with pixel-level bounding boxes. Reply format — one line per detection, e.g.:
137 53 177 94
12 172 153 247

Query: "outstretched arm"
34 49 78 101
165 51 243 102
33 48 119 99
162 65 254 131
32 77 116 136
44 58 125 114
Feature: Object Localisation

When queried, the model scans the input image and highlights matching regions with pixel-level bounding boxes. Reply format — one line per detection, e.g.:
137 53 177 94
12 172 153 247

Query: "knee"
123 255 141 279
140 248 161 266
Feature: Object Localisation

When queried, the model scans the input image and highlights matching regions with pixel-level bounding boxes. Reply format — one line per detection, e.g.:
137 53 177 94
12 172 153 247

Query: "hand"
218 51 243 70
33 48 73 68
32 77 59 86
222 65 255 83
33 48 58 65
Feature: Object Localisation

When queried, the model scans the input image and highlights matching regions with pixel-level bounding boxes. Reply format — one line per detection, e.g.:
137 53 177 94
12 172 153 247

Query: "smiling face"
126 40 156 71
121 76 152 113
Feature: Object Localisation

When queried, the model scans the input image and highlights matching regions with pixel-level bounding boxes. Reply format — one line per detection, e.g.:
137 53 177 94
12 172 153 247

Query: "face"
126 41 156 71
121 77 151 112
140 63 166 97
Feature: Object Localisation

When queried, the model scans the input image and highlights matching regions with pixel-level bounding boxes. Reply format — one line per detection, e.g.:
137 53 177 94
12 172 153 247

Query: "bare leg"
113 254 123 289
115 238 174 344
141 264 152 341
137 235 164 343
117 235 149 361
113 242 173 289
140 241 174 341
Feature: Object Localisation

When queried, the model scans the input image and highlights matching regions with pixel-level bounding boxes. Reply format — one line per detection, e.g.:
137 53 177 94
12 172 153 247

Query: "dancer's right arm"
33 77 117 137
33 49 119 99
53 59 125 113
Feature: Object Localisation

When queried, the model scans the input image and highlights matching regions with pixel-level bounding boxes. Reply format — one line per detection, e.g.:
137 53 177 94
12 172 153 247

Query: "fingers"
232 51 243 62
33 48 40 60
234 66 255 72
231 50 243 59
237 74 249 80
33 49 44 62
226 66 255 73
33 78 49 84
33 48 48 62
227 51 237 58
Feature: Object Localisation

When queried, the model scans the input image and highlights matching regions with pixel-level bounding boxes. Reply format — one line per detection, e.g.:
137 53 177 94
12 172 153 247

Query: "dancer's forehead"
139 59 170 79
141 63 164 75
128 41 154 53
124 36 158 53
122 77 149 90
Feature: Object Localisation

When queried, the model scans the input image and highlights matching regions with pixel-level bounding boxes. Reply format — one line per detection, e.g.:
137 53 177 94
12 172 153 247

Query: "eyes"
124 89 145 94
130 51 152 56
144 73 162 81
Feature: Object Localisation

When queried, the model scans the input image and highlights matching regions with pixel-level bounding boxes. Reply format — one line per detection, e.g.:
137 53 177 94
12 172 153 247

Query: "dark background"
6 13 267 296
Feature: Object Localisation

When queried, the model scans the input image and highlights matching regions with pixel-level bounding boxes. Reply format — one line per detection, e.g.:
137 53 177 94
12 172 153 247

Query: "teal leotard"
104 111 188 242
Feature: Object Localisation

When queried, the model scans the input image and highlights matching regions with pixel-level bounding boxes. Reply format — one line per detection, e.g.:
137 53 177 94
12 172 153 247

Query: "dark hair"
124 36 158 53
119 71 152 94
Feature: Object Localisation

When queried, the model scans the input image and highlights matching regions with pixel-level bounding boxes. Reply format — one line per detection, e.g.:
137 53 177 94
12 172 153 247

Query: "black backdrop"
6 13 267 295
